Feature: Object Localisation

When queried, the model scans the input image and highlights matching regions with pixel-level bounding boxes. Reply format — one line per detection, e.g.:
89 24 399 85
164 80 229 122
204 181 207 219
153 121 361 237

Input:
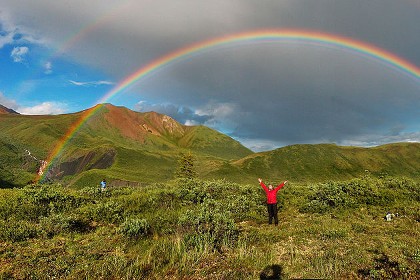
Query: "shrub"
176 178 212 204
18 185 83 219
299 177 408 213
119 217 151 238
300 182 354 213
179 198 239 251
0 189 20 220
39 213 91 237
0 219 39 242
78 185 105 197
80 200 124 224
358 253 418 279
320 229 348 240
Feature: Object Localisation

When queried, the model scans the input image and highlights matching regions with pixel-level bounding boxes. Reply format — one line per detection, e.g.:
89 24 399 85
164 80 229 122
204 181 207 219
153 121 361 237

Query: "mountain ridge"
0 103 419 187
0 104 19 115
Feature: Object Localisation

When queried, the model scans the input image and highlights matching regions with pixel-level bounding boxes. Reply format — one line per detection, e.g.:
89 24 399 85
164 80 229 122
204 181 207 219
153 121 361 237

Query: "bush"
179 198 239 251
0 219 39 242
299 177 411 213
300 182 354 213
119 217 151 238
18 185 83 220
0 189 21 220
80 200 124 224
39 213 91 237
358 253 418 279
177 178 213 204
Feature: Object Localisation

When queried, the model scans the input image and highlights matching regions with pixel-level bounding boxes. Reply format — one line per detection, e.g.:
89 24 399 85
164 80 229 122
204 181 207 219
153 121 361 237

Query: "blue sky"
0 0 419 151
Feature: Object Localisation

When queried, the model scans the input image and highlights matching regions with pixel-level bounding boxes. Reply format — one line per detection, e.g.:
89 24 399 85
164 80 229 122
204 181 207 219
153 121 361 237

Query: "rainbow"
47 2 130 60
37 29 420 182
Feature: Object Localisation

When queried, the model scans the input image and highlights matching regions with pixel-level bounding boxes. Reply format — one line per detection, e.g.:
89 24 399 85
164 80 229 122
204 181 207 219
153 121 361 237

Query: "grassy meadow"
0 176 419 279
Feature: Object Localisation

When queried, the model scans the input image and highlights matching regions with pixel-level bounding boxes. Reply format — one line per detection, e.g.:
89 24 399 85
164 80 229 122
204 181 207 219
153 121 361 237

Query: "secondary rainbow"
98 29 419 104
37 29 420 182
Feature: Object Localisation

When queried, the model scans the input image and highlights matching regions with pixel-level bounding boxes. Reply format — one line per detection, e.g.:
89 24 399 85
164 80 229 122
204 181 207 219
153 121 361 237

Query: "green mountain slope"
233 143 420 182
0 103 253 187
1 103 419 187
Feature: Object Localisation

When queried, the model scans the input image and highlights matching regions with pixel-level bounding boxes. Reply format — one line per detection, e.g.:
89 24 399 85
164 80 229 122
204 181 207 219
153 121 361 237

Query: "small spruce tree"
176 152 197 179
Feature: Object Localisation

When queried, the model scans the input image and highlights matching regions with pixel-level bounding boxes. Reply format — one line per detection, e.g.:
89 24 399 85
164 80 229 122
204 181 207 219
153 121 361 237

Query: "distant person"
258 178 288 226
100 179 107 191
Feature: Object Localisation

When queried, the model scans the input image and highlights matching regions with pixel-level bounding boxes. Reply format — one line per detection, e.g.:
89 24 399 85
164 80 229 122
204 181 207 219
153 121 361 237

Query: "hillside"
0 103 253 187
1 103 419 187
233 143 420 182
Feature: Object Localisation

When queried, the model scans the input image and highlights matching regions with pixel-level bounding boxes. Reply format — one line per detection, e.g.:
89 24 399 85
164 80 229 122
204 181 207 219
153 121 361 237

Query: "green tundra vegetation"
0 175 419 279
1 104 419 278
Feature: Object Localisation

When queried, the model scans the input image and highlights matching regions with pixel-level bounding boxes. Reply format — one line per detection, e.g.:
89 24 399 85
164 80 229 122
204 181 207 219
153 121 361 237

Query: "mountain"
0 103 253 187
0 103 419 188
0 104 19 114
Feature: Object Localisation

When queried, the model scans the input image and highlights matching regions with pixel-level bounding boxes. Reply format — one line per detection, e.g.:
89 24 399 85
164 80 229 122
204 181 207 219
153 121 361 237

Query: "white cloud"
17 102 67 115
235 138 284 152
0 92 66 115
195 103 235 118
0 31 14 49
11 46 29 62
0 12 16 48
0 91 18 109
69 80 114 87
195 102 238 132
184 119 200 126
0 9 50 49
44 61 52 74
339 132 420 147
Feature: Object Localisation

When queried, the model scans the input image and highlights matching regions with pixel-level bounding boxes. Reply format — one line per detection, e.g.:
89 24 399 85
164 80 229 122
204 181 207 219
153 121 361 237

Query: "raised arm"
258 178 268 191
274 180 288 191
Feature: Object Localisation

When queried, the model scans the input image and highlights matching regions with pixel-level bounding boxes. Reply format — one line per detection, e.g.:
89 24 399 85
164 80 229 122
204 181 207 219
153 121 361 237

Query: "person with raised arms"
258 178 288 226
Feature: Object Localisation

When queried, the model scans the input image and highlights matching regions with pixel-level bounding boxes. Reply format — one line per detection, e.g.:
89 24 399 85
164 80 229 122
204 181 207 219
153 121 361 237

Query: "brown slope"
86 104 185 143
0 104 19 115
83 103 252 159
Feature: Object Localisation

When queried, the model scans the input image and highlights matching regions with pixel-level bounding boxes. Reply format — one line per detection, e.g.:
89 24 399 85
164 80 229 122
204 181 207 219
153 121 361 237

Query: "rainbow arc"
37 29 420 182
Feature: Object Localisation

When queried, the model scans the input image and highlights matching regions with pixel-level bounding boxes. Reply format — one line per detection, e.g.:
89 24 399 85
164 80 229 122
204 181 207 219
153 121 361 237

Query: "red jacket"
260 181 286 204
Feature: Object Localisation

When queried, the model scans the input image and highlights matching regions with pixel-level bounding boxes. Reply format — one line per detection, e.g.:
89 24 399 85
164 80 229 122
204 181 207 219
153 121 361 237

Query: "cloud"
131 42 420 149
69 80 114 87
0 30 14 49
0 92 67 115
44 61 52 74
0 1 419 150
195 102 239 133
0 12 16 48
234 138 284 153
133 100 242 132
11 46 29 62
0 11 45 49
17 101 67 115
339 132 420 147
133 101 211 125
0 92 18 110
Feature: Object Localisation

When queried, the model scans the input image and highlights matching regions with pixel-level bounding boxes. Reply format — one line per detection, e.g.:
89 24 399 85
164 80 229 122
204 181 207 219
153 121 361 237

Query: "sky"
0 0 419 152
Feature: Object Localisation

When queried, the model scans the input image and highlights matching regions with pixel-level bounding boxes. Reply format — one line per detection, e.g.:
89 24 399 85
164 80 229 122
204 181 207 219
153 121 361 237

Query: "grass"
0 176 419 279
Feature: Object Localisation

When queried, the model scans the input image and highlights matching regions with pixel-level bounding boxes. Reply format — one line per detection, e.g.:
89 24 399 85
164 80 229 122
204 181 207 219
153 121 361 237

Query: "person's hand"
284 180 288 184
258 178 262 183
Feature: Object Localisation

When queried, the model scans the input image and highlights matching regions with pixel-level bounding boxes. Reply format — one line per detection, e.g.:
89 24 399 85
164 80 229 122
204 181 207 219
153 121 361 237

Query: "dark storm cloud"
132 43 419 148
0 0 419 150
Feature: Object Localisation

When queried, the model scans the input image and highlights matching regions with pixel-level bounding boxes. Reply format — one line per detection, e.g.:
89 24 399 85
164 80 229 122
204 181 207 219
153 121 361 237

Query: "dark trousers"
267 203 278 225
